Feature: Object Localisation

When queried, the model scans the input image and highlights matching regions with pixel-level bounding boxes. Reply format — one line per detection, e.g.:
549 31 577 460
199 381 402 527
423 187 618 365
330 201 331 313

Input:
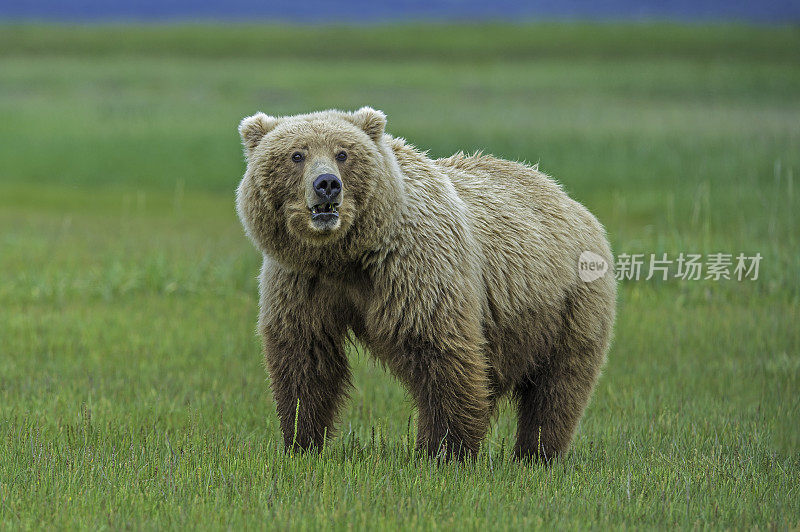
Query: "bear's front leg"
403 338 491 459
259 269 351 452
263 329 350 451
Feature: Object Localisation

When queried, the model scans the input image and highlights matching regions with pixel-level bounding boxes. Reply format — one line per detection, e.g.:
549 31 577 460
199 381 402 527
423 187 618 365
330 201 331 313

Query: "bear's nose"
313 173 342 202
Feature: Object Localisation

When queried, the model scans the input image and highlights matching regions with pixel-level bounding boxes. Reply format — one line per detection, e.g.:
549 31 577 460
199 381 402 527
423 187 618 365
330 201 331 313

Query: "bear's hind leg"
513 284 613 462
404 339 492 460
513 339 606 462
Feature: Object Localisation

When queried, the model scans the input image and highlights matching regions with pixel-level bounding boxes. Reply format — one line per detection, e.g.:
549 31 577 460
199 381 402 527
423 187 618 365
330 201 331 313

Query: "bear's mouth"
309 203 340 229
309 203 339 216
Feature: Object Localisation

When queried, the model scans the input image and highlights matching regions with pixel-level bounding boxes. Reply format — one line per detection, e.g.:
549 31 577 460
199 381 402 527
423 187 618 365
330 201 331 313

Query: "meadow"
0 23 798 528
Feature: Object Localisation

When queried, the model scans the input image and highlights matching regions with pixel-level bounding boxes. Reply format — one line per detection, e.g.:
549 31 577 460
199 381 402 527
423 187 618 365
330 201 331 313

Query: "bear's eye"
335 151 347 162
291 152 304 163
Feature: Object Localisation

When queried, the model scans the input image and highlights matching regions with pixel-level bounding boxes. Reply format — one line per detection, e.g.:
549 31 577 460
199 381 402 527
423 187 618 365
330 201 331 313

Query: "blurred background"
0 1 798 528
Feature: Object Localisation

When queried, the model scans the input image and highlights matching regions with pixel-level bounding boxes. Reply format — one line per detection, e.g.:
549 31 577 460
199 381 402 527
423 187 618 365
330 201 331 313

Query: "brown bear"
236 107 616 461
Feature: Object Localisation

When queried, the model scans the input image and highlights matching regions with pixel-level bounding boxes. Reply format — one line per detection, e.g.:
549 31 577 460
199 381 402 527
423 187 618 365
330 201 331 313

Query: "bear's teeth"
310 204 338 215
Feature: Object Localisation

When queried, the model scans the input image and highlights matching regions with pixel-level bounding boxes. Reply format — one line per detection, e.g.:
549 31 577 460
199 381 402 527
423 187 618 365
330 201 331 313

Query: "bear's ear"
238 112 279 153
348 106 386 142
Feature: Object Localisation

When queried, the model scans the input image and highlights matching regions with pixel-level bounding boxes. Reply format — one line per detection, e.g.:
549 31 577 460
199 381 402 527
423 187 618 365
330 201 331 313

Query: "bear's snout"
312 173 342 203
308 170 343 231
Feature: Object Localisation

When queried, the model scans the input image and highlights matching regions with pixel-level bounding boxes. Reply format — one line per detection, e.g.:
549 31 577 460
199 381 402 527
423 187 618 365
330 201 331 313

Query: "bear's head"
236 107 403 272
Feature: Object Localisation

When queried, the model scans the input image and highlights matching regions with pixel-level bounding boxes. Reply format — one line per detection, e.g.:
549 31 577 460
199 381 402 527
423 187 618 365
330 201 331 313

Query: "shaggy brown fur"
236 107 616 461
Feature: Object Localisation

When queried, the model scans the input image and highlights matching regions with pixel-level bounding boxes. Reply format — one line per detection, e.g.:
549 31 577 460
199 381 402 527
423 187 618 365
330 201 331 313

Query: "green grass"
0 23 798 529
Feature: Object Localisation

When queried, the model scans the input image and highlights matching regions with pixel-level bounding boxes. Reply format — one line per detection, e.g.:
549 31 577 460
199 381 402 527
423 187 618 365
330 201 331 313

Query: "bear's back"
432 150 613 325
386 138 612 307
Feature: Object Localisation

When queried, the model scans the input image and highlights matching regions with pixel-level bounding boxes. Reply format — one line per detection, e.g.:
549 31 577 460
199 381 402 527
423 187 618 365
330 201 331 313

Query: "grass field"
0 23 798 529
